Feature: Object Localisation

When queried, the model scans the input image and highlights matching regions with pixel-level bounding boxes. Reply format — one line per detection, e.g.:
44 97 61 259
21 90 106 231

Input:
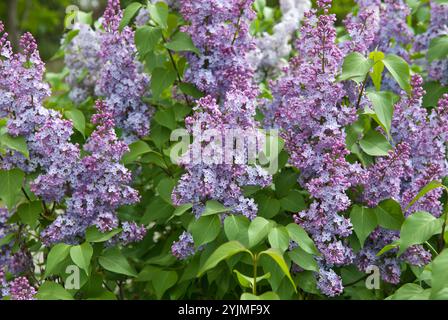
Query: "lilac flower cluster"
95 0 154 143
171 231 196 260
268 1 363 296
0 22 145 247
415 2 448 84
8 277 37 300
0 24 79 204
171 0 272 259
248 0 311 81
179 0 257 97
358 77 448 283
41 100 142 245
63 0 154 142
64 23 101 104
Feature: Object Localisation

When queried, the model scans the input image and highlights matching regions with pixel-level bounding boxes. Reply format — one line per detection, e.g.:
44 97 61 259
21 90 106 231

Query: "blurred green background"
0 0 354 66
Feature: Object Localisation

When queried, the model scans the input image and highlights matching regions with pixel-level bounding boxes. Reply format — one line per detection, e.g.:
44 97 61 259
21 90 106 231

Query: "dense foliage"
0 0 448 300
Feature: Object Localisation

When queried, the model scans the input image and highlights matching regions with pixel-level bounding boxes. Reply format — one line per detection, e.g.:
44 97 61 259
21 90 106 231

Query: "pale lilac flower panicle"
171 231 196 260
9 277 36 300
96 0 154 142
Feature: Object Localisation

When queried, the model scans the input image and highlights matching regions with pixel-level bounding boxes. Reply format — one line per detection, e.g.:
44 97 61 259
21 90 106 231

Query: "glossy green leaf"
165 32 200 55
286 223 319 255
98 247 137 277
37 282 74 300
248 217 272 248
268 226 290 252
70 242 93 275
190 215 221 247
350 205 378 246
359 129 392 156
119 2 143 30
17 201 42 228
339 52 373 83
198 241 252 276
259 248 296 292
383 54 411 92
398 211 443 255
65 109 85 137
45 244 71 277
0 169 25 210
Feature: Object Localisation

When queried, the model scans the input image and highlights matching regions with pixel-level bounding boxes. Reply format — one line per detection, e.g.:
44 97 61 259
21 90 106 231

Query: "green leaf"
405 180 444 211
149 2 169 29
135 26 162 58
387 283 430 300
0 169 25 210
259 248 296 292
154 108 176 130
178 82 203 99
85 227 122 243
202 200 230 216
288 247 318 272
70 242 93 275
274 170 298 198
98 247 137 277
430 249 448 299
359 129 392 156
350 205 378 246
122 140 152 164
45 244 71 277
374 199 405 230
428 35 448 62
156 178 175 204
152 270 178 299
365 91 396 137
198 241 252 276
280 190 306 212
369 51 385 91
383 54 411 92
0 133 29 158
36 282 74 300
248 217 272 248
170 203 193 219
241 292 280 300
339 52 373 83
233 270 271 289
257 196 281 219
151 67 177 98
17 201 42 228
64 109 85 137
119 2 142 30
190 214 221 247
268 226 290 252
377 241 400 257
165 32 200 55
423 81 448 108
285 223 319 255
399 211 443 255
224 214 250 246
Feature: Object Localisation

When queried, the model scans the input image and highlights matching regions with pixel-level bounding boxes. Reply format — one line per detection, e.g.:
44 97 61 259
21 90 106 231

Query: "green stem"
252 254 258 295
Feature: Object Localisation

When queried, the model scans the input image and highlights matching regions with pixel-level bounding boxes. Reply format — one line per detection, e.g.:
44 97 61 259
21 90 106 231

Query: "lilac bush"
0 0 447 301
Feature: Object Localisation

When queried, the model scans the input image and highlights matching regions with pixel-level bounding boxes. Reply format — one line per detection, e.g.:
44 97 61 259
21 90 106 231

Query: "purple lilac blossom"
171 231 196 260
41 100 141 245
358 77 448 283
64 23 101 104
248 0 311 81
414 2 448 84
8 277 36 300
179 0 257 97
268 1 363 296
96 0 154 143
